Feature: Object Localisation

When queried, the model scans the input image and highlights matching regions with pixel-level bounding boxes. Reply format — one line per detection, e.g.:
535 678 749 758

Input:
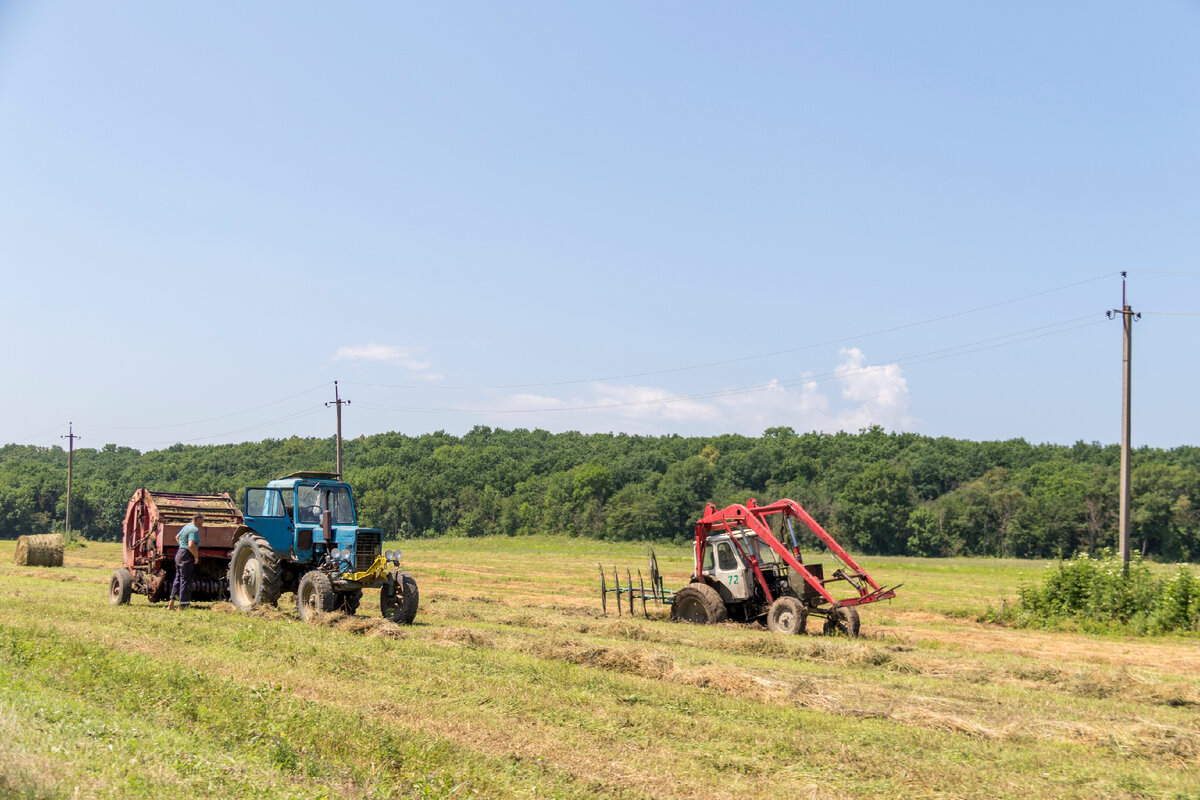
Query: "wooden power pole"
61 422 80 534
326 382 351 479
1108 273 1140 573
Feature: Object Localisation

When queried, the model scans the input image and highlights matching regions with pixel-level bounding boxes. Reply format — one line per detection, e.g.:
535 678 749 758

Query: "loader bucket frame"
694 498 898 609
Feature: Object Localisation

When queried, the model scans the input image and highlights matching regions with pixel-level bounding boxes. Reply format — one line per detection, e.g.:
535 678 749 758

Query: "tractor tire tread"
109 568 133 606
297 570 336 622
381 570 419 625
670 583 728 625
228 533 283 610
823 606 861 637
338 588 362 615
767 595 806 635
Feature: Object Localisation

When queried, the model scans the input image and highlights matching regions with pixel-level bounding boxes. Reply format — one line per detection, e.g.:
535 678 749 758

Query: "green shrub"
1014 550 1200 634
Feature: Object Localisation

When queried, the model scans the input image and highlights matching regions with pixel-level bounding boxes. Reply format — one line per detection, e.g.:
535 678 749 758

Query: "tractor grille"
355 531 381 572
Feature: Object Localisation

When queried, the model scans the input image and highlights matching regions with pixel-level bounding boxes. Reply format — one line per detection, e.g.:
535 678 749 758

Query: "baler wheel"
823 606 861 638
381 570 419 625
337 589 362 615
227 534 283 610
766 596 806 635
297 571 336 622
670 583 727 625
109 568 133 606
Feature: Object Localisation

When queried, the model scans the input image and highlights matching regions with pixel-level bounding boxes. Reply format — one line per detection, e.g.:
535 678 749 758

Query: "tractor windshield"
740 533 780 565
296 485 355 525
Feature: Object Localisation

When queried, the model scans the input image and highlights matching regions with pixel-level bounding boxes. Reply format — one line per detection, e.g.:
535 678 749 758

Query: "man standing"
168 513 203 610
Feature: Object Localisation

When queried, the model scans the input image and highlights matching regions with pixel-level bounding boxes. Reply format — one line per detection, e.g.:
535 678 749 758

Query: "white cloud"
475 349 915 435
334 344 443 380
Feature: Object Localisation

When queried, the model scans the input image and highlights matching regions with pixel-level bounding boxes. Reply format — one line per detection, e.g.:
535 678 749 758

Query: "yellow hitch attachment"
343 555 388 584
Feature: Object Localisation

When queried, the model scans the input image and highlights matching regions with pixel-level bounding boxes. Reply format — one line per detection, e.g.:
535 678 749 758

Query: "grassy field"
0 537 1197 800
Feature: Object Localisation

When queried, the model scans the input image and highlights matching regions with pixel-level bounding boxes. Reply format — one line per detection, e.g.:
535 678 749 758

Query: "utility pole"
1107 272 1140 574
325 381 351 479
61 422 80 534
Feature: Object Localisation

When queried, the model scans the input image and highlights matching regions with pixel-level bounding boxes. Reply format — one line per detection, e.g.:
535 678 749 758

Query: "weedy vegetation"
983 551 1200 635
0 538 1197 799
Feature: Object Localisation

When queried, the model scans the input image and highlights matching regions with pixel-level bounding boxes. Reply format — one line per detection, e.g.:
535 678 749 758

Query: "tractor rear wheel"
670 583 727 624
767 596 806 635
337 589 362 615
109 568 132 606
823 606 861 637
227 534 283 610
381 571 419 624
297 571 336 622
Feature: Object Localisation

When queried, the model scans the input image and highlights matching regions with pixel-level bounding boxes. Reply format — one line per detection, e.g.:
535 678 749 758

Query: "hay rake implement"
599 549 672 617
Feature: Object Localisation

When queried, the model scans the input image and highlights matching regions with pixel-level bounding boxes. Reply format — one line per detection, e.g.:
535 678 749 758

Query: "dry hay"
304 610 408 639
532 640 676 680
1108 722 1200 763
208 601 289 620
13 534 63 567
435 626 495 648
600 619 668 643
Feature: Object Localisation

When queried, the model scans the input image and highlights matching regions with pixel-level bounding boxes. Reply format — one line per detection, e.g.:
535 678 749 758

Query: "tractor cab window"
743 535 780 565
245 488 286 517
296 485 355 525
716 542 739 571
702 544 714 572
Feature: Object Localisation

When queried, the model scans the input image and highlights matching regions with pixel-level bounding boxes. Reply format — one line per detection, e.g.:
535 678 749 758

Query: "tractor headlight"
393 548 403 561
386 549 399 562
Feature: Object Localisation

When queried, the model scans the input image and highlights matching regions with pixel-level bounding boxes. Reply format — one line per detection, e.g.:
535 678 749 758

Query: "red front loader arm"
694 499 898 608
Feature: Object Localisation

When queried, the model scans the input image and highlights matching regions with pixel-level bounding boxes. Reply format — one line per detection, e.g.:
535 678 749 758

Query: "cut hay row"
13 534 63 567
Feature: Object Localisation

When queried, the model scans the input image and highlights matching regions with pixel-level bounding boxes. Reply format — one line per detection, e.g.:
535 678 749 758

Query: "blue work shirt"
177 523 200 551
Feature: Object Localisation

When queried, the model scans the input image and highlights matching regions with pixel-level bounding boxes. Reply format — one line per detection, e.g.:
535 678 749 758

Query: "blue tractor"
227 471 418 624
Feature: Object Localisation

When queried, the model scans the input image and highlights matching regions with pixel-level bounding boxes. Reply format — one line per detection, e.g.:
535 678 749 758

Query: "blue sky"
2 2 1198 450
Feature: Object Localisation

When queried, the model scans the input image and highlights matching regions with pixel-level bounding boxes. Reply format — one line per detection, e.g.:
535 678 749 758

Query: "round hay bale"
13 534 64 567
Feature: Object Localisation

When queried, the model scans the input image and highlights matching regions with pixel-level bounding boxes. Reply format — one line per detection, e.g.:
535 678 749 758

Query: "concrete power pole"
1108 273 1140 574
326 382 351 479
61 422 80 534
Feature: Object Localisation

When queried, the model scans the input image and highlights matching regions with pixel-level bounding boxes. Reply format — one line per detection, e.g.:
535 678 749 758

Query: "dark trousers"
171 550 195 606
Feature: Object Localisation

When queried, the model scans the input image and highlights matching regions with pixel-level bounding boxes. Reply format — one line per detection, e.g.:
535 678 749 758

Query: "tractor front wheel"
823 606 861 637
297 571 336 622
767 596 806 635
337 589 362 615
227 534 283 611
109 568 132 606
670 583 727 624
381 571 419 624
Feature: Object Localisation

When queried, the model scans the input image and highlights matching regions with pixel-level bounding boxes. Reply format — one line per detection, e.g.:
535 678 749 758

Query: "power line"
344 271 1117 392
10 421 71 443
113 407 328 448
87 382 331 431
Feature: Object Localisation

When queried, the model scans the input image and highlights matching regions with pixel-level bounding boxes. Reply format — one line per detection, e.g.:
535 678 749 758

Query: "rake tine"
599 564 607 616
627 569 634 616
614 566 621 617
638 569 647 617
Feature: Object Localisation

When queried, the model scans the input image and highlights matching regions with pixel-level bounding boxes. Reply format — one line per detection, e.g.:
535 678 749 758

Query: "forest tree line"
1 425 1198 561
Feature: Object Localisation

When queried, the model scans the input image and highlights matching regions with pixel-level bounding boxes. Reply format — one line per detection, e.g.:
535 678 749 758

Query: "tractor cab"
701 528 798 609
242 471 381 573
